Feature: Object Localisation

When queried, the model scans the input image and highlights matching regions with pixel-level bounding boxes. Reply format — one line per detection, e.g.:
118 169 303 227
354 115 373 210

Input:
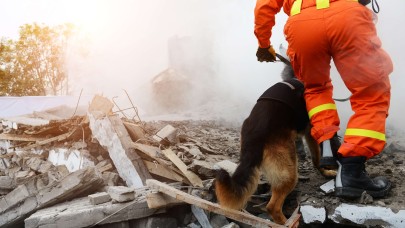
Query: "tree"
1 23 77 96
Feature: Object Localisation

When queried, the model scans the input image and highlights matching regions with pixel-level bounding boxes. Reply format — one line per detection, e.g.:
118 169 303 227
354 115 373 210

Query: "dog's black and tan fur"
215 64 335 225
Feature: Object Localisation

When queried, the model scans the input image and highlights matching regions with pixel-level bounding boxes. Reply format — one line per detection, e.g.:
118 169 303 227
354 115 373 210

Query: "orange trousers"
284 1 393 158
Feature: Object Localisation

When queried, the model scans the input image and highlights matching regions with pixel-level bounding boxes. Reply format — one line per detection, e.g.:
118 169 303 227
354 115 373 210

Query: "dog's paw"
319 168 337 178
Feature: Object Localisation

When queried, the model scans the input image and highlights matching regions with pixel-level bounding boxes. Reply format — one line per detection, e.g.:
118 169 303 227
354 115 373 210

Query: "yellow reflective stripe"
291 0 302 16
316 0 330 9
345 128 386 141
308 103 337 119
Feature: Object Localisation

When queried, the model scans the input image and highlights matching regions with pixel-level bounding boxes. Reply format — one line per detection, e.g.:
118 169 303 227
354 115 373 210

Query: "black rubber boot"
319 134 340 169
335 156 391 198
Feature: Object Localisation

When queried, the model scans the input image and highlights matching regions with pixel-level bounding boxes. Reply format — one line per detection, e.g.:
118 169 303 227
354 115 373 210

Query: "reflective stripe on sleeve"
308 103 337 119
345 128 386 141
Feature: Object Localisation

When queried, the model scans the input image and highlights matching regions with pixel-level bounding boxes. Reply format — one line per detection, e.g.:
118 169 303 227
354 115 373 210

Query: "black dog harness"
257 78 309 131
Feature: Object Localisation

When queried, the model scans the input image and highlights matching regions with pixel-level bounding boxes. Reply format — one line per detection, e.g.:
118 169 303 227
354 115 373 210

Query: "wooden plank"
22 130 76 150
284 206 301 228
146 192 185 209
146 179 285 228
162 149 203 187
131 142 159 158
123 122 145 142
144 160 185 183
0 134 46 142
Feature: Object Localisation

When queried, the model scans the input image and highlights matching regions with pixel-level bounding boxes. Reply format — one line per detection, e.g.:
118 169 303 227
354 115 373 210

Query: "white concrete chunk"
300 205 326 224
47 148 95 172
213 160 238 175
320 179 335 194
153 124 178 145
331 203 405 228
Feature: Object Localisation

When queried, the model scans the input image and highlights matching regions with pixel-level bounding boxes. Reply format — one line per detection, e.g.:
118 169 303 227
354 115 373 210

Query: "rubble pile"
1 95 404 228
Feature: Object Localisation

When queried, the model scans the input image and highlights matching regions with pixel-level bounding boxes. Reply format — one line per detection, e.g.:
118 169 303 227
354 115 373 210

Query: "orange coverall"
254 0 393 158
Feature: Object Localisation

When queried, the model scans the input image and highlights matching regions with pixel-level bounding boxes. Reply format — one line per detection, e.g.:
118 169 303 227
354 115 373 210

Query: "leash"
275 52 350 102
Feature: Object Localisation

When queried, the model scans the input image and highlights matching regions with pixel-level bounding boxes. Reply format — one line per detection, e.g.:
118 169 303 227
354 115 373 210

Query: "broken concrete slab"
330 203 405 227
300 205 326 224
213 160 237 175
47 148 95 172
102 171 120 186
88 95 152 188
107 186 135 203
129 215 178 228
89 192 111 205
25 195 165 228
0 175 15 190
88 113 152 188
320 179 335 194
153 124 178 146
0 167 103 227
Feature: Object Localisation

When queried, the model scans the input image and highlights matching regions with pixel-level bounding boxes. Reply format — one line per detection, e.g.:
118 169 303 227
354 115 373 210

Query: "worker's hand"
256 46 276 62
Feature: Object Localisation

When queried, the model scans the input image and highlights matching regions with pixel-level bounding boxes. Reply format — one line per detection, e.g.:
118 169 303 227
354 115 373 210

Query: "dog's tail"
281 64 295 81
215 165 260 210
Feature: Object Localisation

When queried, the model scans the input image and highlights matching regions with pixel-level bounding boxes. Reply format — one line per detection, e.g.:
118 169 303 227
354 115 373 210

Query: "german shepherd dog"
215 57 335 225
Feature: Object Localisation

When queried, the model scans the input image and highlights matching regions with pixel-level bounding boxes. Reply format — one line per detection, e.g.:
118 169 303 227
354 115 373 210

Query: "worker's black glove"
256 46 276 62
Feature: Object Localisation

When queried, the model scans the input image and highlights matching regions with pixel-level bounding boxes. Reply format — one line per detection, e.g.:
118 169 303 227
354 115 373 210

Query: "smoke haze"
1 0 404 132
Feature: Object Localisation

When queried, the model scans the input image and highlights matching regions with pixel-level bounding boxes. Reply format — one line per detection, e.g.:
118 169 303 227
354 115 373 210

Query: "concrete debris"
24 195 164 228
0 167 103 227
331 203 405 227
88 192 111 205
152 124 178 146
212 160 238 175
0 95 404 228
300 205 326 224
88 95 152 188
320 179 335 194
107 186 135 203
47 148 95 172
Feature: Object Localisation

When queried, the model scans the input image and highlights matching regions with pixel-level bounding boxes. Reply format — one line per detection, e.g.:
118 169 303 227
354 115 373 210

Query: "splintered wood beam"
146 179 286 228
22 129 76 150
146 192 185 209
284 206 301 228
161 149 203 187
0 133 46 142
143 160 185 183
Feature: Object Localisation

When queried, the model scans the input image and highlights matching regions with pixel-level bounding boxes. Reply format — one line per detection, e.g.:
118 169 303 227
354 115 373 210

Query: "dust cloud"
3 0 403 131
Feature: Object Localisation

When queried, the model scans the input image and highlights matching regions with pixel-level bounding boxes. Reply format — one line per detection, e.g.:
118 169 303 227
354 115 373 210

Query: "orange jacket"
254 0 340 48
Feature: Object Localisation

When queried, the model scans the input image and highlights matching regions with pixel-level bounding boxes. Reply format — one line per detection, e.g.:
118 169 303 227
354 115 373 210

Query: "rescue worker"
254 0 393 198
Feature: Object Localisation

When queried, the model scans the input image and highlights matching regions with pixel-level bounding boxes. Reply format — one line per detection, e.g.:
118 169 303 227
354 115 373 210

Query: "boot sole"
335 183 392 199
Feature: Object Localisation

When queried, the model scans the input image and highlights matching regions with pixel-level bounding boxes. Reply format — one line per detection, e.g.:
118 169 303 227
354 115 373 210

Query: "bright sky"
1 0 108 39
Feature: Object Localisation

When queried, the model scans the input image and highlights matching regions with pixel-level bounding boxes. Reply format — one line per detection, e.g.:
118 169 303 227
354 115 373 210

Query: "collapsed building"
1 36 404 228
0 93 404 228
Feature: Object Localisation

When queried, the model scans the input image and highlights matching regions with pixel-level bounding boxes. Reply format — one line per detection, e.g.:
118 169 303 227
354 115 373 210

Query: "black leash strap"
372 0 380 14
275 53 291 67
